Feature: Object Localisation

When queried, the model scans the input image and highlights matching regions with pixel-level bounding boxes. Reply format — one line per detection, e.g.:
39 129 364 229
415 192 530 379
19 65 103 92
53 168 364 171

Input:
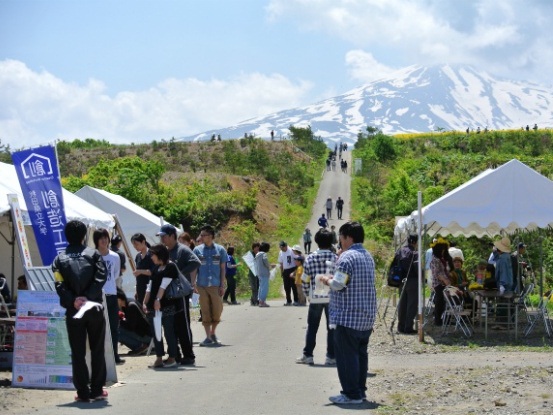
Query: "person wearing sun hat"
493 237 514 328
493 237 514 295
429 237 453 326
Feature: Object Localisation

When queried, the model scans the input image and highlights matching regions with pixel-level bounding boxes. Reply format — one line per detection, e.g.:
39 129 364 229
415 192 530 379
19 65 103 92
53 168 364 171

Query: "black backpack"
387 252 404 288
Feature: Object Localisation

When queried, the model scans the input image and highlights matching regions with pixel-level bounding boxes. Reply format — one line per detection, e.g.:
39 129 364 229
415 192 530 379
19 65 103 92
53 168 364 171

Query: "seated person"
17 275 28 290
117 288 152 355
0 273 11 304
474 261 487 285
449 257 471 305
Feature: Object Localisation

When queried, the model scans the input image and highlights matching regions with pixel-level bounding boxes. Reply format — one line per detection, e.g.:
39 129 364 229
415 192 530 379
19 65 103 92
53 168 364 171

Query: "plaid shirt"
330 243 377 331
301 249 338 299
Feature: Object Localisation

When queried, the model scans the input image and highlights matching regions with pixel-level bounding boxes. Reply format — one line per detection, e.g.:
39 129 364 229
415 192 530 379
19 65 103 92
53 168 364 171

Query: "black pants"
174 296 194 360
105 294 120 360
304 241 312 254
282 267 298 303
397 278 418 332
337 207 343 219
223 275 237 303
434 285 446 325
66 306 106 399
248 272 259 305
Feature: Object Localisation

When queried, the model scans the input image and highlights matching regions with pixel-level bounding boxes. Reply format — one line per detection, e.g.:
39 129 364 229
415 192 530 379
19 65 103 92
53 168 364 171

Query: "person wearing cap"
193 224 228 346
157 224 201 364
397 234 419 334
279 241 299 306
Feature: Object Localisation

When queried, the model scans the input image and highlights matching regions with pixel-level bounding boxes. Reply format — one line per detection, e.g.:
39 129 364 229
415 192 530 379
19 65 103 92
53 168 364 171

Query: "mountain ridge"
177 64 553 146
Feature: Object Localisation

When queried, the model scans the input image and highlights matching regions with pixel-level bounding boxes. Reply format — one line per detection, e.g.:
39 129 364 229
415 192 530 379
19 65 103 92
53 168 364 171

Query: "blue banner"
12 145 68 266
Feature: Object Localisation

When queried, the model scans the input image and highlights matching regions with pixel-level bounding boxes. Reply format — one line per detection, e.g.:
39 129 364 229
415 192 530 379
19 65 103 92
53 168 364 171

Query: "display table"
472 290 518 340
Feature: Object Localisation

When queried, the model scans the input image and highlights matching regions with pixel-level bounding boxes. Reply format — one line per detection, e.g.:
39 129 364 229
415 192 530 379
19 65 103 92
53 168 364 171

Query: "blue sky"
1 0 552 148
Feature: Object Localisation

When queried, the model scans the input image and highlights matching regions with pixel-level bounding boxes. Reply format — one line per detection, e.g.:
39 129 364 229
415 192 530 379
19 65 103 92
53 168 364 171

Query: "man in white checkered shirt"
320 221 376 405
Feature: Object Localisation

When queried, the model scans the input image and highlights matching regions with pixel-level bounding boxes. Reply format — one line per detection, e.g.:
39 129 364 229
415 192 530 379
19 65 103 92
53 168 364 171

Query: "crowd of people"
393 234 531 334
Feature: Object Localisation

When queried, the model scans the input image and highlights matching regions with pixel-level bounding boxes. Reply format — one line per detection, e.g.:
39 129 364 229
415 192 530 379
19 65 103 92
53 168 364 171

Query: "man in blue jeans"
296 228 337 366
320 221 377 405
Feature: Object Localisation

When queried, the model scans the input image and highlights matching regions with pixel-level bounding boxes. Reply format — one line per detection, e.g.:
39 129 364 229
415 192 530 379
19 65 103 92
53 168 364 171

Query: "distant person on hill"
526 125 530 131
326 197 333 219
335 197 344 219
533 123 538 131
318 213 329 229
303 228 312 254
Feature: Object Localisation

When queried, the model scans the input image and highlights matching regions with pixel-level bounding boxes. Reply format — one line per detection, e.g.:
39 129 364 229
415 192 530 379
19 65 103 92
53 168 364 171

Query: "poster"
12 291 73 389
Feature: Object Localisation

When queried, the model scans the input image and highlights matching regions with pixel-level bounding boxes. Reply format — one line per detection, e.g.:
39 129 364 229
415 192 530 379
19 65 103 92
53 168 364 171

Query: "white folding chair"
524 291 553 337
442 286 473 337
422 290 435 328
515 283 534 323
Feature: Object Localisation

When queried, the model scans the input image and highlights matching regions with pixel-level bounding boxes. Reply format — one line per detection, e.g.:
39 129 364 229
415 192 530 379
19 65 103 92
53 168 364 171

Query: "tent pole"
417 191 424 342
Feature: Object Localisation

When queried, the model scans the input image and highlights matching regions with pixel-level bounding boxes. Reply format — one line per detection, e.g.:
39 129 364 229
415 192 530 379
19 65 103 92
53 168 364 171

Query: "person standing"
93 228 124 365
303 228 312 254
319 221 377 405
430 238 453 327
318 213 328 229
110 235 127 289
158 224 200 365
296 228 337 366
335 197 344 220
53 220 108 402
247 242 260 306
255 242 271 307
325 197 333 219
130 233 154 305
223 246 240 305
279 241 299 306
193 224 228 346
396 235 419 334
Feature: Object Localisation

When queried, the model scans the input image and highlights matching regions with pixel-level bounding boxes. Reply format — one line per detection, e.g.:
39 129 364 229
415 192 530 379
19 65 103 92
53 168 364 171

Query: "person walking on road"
320 221 377 405
318 213 329 229
303 228 312 254
335 197 344 220
325 197 333 219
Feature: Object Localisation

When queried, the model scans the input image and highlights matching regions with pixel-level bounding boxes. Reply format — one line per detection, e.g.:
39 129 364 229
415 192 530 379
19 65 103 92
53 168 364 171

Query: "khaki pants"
197 286 223 327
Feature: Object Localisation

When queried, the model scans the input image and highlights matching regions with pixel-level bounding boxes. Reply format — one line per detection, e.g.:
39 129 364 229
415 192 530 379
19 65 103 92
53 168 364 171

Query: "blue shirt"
193 243 228 287
330 243 377 331
495 252 514 291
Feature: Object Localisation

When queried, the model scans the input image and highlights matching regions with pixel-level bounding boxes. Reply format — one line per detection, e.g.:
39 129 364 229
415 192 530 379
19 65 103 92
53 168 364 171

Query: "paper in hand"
73 301 103 319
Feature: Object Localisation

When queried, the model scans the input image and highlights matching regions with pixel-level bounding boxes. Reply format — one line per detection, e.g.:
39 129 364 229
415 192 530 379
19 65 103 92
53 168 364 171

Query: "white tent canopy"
396 159 553 238
0 162 115 287
75 185 169 249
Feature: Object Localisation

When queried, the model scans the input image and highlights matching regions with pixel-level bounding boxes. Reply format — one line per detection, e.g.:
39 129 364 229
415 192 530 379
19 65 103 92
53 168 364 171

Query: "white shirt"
102 250 121 295
278 247 295 270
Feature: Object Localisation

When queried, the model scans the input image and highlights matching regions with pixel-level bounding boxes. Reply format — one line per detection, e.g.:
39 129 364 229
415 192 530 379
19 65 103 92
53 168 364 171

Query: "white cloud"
268 0 553 85
0 60 312 148
345 50 396 83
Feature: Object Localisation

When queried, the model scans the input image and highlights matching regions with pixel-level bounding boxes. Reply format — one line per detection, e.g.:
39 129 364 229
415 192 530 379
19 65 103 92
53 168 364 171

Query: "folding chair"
442 286 473 337
422 290 435 328
524 291 553 337
515 283 534 322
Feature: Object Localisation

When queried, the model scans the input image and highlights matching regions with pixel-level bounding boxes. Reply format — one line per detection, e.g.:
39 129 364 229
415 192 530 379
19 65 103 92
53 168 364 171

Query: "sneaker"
128 343 149 356
90 390 108 401
329 394 363 405
199 337 214 347
180 357 196 366
74 395 90 403
210 334 222 345
296 355 314 365
115 358 126 365
162 360 177 368
284 302 292 306
292 302 300 306
325 357 336 366
231 301 240 305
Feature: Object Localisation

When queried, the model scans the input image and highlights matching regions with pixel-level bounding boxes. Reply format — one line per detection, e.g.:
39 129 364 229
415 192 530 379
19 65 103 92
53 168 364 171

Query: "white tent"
75 185 168 249
0 162 115 288
395 159 553 238
75 186 173 295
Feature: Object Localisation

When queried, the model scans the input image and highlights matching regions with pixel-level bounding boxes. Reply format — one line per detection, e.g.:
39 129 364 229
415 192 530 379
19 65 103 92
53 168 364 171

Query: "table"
471 290 518 340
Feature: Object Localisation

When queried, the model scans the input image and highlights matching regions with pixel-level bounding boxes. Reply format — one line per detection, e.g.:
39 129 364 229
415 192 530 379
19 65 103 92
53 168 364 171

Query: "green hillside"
351 127 553 291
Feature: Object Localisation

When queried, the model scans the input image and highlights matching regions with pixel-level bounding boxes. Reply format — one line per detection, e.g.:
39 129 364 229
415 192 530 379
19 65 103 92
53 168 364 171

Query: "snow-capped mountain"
178 65 553 147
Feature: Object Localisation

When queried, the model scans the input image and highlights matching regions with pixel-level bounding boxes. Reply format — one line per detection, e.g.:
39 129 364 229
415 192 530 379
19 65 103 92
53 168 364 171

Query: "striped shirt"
329 243 377 331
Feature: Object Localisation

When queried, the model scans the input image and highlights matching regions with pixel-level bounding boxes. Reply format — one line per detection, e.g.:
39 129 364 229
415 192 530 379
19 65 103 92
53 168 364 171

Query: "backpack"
387 253 405 288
